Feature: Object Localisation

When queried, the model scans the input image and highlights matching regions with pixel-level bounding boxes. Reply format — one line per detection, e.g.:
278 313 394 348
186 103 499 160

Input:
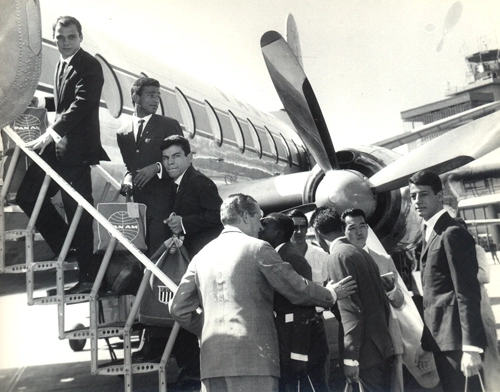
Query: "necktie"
422 224 427 249
58 61 67 87
136 119 144 144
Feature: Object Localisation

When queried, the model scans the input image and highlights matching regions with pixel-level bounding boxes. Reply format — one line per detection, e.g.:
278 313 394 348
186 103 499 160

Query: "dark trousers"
349 356 393 392
434 350 483 392
16 154 98 282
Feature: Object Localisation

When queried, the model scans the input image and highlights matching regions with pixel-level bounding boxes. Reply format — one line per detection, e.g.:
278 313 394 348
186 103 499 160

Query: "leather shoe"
64 281 94 294
132 348 162 363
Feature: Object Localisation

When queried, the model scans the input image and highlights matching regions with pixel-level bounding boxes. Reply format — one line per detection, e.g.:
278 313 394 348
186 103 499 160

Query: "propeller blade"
369 110 500 193
286 14 303 69
261 30 338 172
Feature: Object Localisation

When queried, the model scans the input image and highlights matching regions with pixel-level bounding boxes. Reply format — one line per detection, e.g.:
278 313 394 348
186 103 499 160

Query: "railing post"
0 145 21 271
26 174 52 305
56 204 84 338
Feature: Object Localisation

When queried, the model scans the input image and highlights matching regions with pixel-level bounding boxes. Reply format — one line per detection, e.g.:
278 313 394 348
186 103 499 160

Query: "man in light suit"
162 135 223 259
260 212 330 392
116 76 182 255
311 207 395 391
410 170 486 392
170 194 356 392
17 16 109 294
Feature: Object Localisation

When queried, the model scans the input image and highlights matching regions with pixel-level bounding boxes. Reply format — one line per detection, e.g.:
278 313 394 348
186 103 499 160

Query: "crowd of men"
19 14 498 392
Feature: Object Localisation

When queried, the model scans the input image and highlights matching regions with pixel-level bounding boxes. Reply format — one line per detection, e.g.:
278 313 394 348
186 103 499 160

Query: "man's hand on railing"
133 163 158 189
25 132 53 155
119 184 133 197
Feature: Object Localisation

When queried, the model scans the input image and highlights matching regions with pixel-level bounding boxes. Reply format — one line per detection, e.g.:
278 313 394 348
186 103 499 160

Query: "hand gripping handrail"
1 125 178 294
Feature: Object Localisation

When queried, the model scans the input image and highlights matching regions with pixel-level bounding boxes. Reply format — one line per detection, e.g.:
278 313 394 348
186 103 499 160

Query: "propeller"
261 31 338 173
260 29 500 217
261 31 375 217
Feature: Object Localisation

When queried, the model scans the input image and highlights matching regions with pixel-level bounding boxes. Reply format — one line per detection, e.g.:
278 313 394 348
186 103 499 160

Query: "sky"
39 0 499 147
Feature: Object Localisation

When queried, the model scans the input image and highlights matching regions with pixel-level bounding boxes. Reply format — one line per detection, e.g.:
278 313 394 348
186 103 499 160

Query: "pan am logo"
13 114 42 142
108 211 140 241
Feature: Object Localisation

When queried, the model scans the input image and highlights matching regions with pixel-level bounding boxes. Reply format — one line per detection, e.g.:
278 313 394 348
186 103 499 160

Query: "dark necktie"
58 62 67 87
422 224 427 249
136 119 144 144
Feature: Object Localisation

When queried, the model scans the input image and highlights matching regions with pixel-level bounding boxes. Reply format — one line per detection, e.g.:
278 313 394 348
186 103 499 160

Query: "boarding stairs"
0 124 181 392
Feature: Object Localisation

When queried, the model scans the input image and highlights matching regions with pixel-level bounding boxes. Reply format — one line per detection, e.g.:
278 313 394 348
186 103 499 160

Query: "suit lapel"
420 213 447 266
58 64 72 98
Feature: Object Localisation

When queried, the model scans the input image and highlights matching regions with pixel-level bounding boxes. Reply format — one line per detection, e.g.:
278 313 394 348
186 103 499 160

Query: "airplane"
1 0 500 389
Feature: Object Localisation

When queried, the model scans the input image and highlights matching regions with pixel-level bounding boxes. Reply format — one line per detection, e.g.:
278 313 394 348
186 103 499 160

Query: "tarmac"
1 253 499 392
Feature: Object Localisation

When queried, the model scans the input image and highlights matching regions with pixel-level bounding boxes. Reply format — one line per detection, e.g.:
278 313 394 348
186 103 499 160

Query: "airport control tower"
401 48 500 150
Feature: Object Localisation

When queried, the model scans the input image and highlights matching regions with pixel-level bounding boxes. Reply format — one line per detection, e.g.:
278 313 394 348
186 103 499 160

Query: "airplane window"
280 134 293 167
255 127 272 158
95 54 123 118
291 139 302 167
205 100 223 147
247 119 262 158
175 87 196 138
265 126 279 163
140 72 165 116
228 110 245 153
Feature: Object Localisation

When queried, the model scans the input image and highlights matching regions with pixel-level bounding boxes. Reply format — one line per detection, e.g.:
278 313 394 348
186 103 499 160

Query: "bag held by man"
139 236 190 327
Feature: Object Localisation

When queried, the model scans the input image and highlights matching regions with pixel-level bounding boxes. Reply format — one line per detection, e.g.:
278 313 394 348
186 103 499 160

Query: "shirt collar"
133 113 152 128
275 242 286 252
329 236 346 253
60 48 80 65
174 166 189 186
424 208 447 240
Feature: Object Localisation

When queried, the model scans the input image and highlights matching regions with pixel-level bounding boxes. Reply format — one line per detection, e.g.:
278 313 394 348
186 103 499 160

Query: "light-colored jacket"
169 227 335 380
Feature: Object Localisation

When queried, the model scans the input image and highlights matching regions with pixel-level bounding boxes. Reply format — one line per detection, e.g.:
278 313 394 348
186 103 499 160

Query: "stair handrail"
1 125 178 293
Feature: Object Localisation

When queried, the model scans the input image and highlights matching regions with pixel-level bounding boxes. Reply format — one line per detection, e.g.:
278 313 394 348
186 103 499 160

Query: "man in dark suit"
311 207 394 391
17 16 109 294
410 170 486 392
116 76 182 255
259 212 330 392
160 135 223 383
161 135 223 259
170 194 355 392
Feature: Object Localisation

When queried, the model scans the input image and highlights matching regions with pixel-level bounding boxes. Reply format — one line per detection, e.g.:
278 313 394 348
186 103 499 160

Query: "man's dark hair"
160 135 191 156
310 207 342 235
266 212 294 242
220 194 260 226
409 170 442 194
52 16 82 38
340 208 366 230
287 209 309 227
131 77 160 103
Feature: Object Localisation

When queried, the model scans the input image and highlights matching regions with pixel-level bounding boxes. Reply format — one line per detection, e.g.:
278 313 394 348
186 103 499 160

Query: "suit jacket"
420 212 486 352
116 115 182 208
171 165 223 258
328 237 394 369
45 48 109 166
169 228 335 380
274 242 316 364
116 115 182 252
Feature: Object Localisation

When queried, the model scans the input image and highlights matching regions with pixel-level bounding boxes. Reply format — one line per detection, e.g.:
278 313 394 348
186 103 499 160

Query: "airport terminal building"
400 48 500 250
